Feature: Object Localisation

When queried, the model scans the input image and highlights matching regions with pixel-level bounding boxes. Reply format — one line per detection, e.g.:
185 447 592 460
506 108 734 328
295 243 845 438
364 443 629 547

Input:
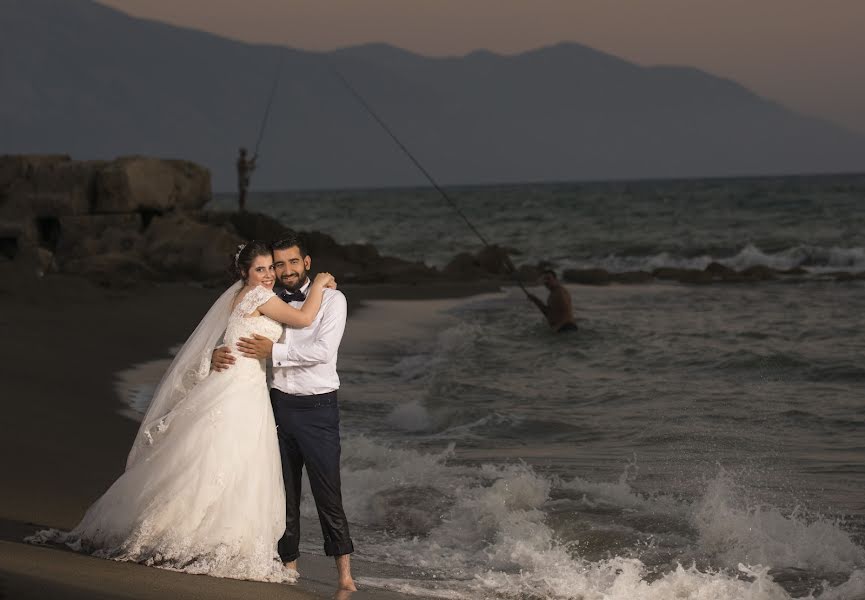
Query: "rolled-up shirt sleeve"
272 292 347 368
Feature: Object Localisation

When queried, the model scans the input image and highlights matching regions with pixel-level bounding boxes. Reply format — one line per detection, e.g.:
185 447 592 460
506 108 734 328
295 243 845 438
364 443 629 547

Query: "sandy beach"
0 267 501 600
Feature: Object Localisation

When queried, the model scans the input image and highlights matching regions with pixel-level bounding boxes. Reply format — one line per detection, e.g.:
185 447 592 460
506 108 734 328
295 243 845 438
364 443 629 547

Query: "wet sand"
0 268 502 600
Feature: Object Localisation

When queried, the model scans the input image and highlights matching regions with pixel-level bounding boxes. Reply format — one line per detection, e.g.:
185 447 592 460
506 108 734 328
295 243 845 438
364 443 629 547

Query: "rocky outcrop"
0 154 212 282
302 231 438 284
559 263 856 286
444 245 516 280
563 268 612 285
94 157 210 214
1 155 450 287
144 213 240 280
199 211 440 284
3 154 859 288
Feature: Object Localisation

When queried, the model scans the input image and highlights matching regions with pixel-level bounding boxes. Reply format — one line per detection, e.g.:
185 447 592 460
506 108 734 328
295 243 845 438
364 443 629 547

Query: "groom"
213 231 356 591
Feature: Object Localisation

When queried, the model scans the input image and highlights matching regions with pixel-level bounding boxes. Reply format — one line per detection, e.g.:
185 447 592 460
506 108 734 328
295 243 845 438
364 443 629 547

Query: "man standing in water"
526 269 578 333
236 147 257 212
212 232 356 591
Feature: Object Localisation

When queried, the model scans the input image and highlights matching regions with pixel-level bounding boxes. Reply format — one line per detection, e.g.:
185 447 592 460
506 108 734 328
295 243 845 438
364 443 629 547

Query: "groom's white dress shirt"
269 279 347 395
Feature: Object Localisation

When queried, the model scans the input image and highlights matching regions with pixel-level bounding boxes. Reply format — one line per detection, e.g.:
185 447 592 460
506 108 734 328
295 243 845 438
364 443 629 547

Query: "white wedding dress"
27 286 294 582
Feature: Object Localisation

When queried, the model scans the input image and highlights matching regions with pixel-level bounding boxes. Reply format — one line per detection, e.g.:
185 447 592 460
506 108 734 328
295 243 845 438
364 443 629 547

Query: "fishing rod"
329 66 531 296
253 49 286 158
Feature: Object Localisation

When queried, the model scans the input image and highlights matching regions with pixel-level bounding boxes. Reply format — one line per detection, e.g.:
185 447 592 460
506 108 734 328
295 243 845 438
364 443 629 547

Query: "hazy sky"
100 0 865 133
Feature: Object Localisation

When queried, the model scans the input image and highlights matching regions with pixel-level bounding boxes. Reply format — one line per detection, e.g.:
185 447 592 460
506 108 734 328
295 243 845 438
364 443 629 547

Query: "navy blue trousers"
269 389 354 562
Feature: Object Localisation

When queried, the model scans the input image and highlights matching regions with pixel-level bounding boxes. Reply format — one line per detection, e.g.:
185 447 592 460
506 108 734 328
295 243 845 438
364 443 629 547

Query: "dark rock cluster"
561 263 863 285
0 154 213 285
0 155 443 287
3 155 860 289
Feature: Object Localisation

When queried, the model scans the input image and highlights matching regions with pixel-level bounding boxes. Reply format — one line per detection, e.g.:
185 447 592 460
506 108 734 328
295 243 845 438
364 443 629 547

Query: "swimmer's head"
541 269 558 289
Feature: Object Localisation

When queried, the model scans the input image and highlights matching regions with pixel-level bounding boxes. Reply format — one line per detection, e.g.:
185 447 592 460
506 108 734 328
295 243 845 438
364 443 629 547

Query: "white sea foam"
390 321 481 384
569 244 865 274
694 472 865 572
393 353 439 381
435 321 483 352
561 463 685 516
310 436 462 531
115 289 865 600
327 441 865 600
470 560 795 600
388 399 435 432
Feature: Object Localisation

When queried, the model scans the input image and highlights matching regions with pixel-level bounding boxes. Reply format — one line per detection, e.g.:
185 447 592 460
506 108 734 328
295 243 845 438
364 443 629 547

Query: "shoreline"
0 273 498 600
5 272 863 599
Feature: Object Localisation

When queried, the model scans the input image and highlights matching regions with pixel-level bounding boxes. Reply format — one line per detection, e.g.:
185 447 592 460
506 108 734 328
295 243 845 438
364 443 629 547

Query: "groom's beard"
277 270 309 292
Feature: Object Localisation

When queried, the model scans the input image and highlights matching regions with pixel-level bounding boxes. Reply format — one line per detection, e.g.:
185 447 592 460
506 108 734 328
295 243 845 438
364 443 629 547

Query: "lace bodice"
223 286 283 378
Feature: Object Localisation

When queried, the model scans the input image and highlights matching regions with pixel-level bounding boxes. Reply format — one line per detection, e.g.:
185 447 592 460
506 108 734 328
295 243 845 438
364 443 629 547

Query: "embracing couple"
28 232 356 591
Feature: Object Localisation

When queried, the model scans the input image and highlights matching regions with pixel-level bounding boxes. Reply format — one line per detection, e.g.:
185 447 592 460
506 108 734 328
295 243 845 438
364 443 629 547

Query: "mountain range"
3 0 864 190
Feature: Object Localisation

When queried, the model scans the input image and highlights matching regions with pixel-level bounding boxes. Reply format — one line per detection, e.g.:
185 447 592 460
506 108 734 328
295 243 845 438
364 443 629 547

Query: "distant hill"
3 0 864 190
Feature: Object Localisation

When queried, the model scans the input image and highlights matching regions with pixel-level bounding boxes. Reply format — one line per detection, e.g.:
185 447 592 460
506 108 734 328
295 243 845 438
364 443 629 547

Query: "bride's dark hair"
233 240 272 282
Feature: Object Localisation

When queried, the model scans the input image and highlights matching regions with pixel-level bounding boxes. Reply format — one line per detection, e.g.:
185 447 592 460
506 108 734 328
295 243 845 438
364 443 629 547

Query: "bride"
27 240 335 583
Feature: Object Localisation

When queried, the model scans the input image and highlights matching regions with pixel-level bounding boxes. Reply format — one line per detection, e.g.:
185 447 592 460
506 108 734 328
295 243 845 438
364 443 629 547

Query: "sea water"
209 174 865 275
126 175 865 598
326 284 864 599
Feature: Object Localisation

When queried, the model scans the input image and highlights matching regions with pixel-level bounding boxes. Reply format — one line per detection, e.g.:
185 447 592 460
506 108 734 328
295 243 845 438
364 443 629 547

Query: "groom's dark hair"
271 231 308 257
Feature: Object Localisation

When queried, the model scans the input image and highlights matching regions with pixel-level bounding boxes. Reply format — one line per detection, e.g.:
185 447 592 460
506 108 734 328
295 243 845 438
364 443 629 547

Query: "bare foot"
284 560 299 577
335 554 356 591
333 589 355 600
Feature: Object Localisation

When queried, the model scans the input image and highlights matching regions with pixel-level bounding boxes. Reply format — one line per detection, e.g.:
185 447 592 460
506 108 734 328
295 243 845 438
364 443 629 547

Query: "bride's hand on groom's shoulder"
314 272 337 290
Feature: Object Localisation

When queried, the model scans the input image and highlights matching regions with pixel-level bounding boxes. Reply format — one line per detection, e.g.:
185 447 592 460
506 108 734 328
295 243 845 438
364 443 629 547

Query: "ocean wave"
390 322 482 383
560 459 684 516
328 440 864 599
387 399 436 432
567 244 865 274
694 471 865 573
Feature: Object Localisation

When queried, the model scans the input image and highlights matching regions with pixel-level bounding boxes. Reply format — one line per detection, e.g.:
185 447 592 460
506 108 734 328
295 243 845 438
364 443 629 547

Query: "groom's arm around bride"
234 289 345 370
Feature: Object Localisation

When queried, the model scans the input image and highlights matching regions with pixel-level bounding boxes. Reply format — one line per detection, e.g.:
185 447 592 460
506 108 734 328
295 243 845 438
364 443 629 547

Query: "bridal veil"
126 281 241 468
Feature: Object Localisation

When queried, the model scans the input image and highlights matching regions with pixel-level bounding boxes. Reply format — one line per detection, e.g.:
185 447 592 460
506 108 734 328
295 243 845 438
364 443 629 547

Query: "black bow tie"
279 289 306 303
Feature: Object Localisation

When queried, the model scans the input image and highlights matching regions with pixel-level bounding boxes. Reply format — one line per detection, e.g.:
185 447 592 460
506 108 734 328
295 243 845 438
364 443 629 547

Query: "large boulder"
0 157 105 219
830 271 865 282
340 242 380 264
705 262 736 278
310 242 437 284
303 230 346 258
739 265 777 281
612 270 653 284
144 213 240 280
443 251 486 280
228 211 289 242
476 245 517 275
0 220 25 261
515 263 543 283
0 155 221 285
364 256 439 283
0 155 71 192
652 267 715 284
55 214 144 261
563 268 612 285
444 245 516 280
202 211 291 244
94 157 211 214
